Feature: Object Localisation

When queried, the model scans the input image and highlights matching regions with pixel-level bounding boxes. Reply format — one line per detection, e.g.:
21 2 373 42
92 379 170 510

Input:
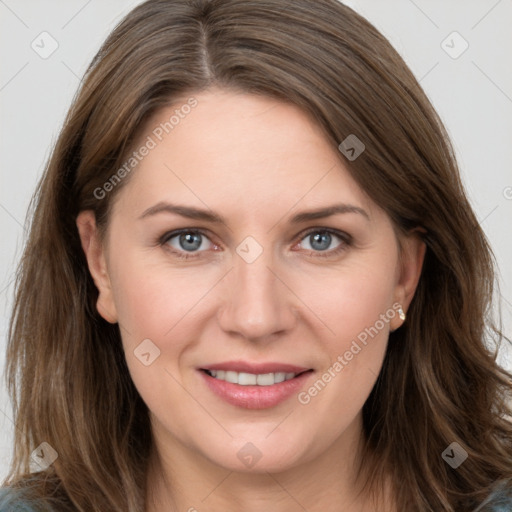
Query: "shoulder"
475 480 512 512
0 486 52 512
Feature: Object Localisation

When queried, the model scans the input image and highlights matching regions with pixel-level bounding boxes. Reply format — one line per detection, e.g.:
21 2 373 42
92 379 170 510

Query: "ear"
76 210 118 324
390 228 426 331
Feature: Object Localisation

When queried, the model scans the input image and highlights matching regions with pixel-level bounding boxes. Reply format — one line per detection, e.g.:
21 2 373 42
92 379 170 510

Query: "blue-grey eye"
166 231 212 252
301 231 342 252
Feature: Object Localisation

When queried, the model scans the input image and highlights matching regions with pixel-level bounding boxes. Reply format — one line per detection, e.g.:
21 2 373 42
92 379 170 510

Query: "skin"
77 88 425 512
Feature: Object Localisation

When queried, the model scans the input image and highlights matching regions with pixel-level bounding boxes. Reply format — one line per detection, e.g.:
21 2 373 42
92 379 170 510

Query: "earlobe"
76 211 118 324
390 229 427 331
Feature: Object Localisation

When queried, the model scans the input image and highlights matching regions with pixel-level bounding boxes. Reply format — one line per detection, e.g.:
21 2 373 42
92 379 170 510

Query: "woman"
2 0 512 510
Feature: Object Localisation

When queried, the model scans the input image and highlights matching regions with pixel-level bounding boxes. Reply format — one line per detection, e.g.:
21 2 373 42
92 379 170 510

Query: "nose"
216 246 298 343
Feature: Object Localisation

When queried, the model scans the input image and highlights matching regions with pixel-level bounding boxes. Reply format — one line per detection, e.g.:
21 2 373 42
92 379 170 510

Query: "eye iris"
179 232 202 251
310 232 331 251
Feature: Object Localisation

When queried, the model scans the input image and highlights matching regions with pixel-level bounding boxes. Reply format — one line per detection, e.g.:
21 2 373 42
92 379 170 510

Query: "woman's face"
78 88 424 473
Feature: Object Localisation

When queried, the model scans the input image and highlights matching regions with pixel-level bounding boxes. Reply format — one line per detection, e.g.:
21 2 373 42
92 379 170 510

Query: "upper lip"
200 360 312 374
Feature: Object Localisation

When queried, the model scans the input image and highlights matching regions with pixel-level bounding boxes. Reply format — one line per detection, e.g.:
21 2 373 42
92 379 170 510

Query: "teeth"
225 371 238 384
258 373 277 385
238 372 257 385
206 370 298 386
273 372 286 384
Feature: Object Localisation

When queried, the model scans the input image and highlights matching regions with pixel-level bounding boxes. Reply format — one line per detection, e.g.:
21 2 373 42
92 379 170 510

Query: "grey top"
1 483 512 511
0 488 53 512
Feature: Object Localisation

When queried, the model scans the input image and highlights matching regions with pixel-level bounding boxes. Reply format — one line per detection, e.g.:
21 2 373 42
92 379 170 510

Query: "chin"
201 434 312 474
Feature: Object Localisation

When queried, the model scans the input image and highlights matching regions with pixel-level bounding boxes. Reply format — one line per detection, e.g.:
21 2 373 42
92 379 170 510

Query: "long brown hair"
4 0 512 510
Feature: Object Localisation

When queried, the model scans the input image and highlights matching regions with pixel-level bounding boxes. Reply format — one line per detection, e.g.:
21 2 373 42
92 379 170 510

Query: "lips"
198 360 314 409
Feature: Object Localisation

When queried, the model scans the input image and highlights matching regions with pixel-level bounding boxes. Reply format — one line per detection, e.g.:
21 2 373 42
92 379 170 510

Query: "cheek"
108 253 208 419
305 255 398 348
295 257 397 419
109 249 210 340
107 248 222 391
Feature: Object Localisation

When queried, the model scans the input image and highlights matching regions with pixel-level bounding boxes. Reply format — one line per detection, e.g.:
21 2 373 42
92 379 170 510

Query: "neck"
145 413 395 512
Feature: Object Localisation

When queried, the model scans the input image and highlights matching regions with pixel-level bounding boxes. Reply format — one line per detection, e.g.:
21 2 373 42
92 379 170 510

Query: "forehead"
113 88 376 221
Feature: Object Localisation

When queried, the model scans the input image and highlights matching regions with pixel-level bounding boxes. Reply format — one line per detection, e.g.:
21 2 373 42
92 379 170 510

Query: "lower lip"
199 370 313 409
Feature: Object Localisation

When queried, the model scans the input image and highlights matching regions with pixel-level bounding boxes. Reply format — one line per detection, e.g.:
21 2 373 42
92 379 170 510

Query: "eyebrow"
138 201 370 224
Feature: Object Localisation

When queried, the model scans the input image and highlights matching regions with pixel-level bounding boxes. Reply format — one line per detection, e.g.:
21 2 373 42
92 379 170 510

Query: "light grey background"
1 0 511 481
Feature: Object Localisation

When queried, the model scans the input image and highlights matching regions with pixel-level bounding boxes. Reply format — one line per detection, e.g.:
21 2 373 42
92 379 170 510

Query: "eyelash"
158 227 352 260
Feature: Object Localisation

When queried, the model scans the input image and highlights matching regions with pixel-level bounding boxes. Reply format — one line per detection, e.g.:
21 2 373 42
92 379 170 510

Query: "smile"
199 363 314 409
203 369 301 386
